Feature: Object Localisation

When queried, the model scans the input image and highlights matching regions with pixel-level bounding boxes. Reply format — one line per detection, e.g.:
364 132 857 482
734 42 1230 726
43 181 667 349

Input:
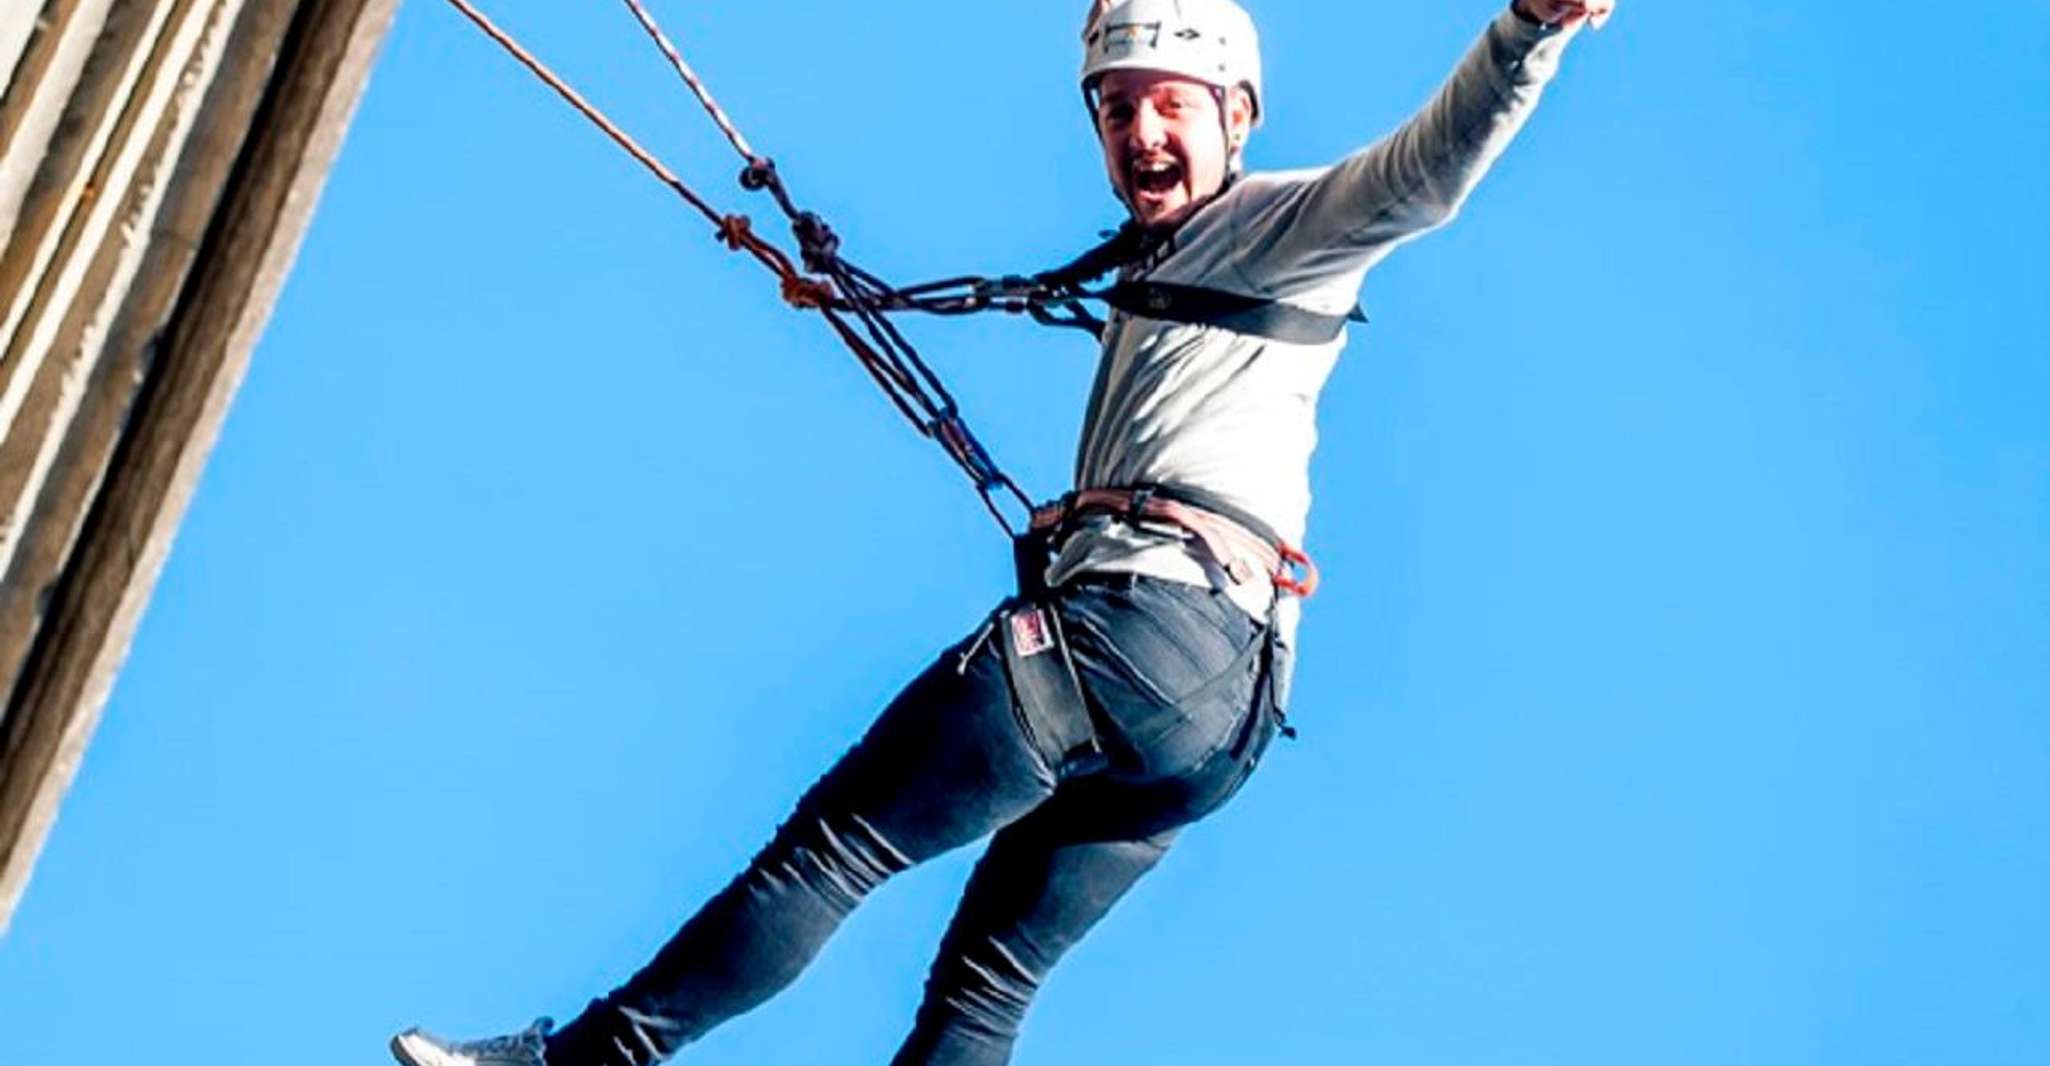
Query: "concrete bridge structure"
0 0 399 931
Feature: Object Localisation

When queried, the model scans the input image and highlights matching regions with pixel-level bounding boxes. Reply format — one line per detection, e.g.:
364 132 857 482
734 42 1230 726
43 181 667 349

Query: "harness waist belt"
1032 486 1319 598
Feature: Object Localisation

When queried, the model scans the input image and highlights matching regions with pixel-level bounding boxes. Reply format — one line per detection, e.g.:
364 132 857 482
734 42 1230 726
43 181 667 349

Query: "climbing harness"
999 479 1313 753
1023 485 1320 600
442 0 1325 750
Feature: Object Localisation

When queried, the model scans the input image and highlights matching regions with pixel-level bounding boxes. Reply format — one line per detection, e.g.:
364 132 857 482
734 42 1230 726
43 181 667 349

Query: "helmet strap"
1210 85 1236 169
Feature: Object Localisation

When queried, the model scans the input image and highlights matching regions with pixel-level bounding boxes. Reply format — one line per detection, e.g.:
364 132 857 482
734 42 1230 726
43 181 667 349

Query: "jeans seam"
1063 609 1181 708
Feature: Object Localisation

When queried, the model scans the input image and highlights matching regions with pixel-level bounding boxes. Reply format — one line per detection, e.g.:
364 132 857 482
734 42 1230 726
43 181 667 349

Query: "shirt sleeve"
1225 7 1574 294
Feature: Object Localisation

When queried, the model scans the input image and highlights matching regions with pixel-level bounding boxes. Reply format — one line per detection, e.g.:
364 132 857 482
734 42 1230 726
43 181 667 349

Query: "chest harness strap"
1015 216 1368 345
1102 281 1366 345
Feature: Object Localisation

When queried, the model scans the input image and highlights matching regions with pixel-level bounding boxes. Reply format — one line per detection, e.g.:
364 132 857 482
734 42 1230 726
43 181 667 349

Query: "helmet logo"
1097 19 1164 52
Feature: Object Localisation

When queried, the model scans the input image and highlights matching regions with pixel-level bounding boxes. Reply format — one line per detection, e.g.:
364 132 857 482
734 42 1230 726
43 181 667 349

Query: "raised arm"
1230 2 1610 287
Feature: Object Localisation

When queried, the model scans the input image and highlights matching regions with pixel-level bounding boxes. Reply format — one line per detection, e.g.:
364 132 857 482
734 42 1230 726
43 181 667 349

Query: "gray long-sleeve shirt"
1047 9 1575 642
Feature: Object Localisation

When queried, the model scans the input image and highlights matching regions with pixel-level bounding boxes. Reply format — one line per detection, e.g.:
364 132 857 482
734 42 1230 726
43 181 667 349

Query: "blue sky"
3 2 2046 1063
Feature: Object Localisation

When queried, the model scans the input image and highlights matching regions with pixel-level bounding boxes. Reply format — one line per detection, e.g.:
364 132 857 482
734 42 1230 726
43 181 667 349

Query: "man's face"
1094 69 1250 227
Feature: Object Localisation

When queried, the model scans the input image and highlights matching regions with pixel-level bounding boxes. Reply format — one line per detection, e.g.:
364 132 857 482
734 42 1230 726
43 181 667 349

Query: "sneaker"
390 1017 552 1066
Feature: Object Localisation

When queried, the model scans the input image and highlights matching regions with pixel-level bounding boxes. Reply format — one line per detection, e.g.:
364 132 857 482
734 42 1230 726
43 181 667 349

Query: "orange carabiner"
1273 543 1320 599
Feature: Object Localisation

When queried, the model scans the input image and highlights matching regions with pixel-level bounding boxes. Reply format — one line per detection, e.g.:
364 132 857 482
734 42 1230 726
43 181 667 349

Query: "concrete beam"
0 0 399 933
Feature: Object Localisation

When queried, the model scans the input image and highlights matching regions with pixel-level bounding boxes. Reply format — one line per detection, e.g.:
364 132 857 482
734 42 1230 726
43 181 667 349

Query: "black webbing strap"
1104 280 1367 345
997 602 1105 778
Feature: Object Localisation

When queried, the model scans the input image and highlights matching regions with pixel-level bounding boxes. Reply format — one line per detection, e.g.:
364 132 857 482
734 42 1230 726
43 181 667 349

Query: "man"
394 1 1611 1063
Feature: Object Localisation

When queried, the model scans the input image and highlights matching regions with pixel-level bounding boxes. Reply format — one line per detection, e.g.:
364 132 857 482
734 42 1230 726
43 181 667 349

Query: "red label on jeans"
1009 607 1055 658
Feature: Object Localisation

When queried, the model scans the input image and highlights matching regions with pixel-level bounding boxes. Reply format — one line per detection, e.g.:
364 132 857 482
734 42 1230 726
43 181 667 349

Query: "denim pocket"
1059 577 1264 776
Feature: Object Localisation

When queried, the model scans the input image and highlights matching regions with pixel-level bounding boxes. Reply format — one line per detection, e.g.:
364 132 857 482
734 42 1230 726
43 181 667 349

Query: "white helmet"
1080 0 1264 127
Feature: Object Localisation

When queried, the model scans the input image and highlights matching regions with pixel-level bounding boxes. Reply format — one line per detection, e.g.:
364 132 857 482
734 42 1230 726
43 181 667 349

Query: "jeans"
546 574 1292 1066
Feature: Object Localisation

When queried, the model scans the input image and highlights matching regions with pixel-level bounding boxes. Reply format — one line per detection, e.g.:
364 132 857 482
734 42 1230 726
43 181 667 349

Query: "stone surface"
0 0 399 933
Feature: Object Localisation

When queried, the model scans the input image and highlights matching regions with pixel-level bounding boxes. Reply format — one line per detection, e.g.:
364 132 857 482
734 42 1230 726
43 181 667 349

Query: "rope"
442 0 722 229
441 0 1037 530
715 215 831 308
618 0 760 163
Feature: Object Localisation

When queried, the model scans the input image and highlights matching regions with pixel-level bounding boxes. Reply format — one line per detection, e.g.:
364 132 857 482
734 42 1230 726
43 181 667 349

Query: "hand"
1515 0 1616 30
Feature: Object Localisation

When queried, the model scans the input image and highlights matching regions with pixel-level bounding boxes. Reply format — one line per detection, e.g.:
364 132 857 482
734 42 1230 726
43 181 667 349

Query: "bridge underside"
0 0 398 932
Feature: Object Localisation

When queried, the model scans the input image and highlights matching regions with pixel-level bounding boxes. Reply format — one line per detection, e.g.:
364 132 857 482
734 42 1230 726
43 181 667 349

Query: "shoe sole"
389 1033 429 1066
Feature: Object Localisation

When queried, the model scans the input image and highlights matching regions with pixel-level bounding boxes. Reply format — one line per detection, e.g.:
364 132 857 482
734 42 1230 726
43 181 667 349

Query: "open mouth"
1129 157 1183 199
